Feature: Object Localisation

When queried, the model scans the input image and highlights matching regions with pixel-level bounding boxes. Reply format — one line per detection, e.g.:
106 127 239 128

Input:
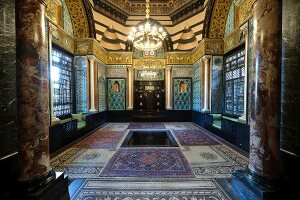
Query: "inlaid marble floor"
50 122 249 200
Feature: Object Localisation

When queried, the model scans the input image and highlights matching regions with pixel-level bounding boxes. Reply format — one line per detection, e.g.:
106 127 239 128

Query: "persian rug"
173 129 220 146
128 122 166 129
71 178 233 200
75 130 125 149
100 148 194 178
164 122 199 130
51 148 115 179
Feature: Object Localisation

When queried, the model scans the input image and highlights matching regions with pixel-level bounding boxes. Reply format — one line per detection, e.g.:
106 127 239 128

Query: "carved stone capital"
202 55 211 63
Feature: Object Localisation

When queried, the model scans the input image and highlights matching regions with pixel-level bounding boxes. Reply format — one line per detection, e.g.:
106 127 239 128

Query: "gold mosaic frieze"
49 22 74 53
223 28 245 53
235 0 254 27
45 0 61 25
134 59 165 69
74 39 107 63
209 0 232 38
107 53 133 65
64 0 89 38
166 53 193 65
204 38 224 55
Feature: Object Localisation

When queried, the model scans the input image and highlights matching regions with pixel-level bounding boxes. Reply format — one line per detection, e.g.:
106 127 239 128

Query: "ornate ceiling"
94 0 205 21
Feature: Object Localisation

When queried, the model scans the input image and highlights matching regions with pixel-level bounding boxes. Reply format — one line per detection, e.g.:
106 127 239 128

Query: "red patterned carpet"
100 148 194 178
75 130 125 149
173 129 220 146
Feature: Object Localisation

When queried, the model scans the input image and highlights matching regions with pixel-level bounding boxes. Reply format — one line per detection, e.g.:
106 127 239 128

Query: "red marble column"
249 0 281 179
16 0 50 182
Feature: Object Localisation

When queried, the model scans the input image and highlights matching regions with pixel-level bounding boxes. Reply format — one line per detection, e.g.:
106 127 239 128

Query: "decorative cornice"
74 38 107 63
49 22 74 54
107 52 133 65
223 28 245 53
166 52 193 65
133 59 165 69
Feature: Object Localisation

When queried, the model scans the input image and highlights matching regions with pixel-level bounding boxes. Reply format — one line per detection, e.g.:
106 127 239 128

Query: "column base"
16 170 70 200
166 106 172 110
127 106 133 110
232 170 282 200
202 108 210 113
238 115 246 123
89 108 97 113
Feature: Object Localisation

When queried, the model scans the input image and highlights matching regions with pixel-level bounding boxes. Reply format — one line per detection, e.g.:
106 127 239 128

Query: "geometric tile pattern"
173 129 220 146
108 78 126 110
74 56 88 113
61 0 74 36
225 0 238 36
211 56 224 113
100 148 194 178
193 80 201 111
97 61 106 111
173 78 192 110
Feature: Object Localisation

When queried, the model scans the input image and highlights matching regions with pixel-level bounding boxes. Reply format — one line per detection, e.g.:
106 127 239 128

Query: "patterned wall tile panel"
192 81 201 112
173 78 192 110
225 0 238 36
0 0 17 158
61 0 73 36
98 61 107 111
192 61 201 111
247 18 254 124
106 65 127 78
172 65 194 78
108 79 126 110
211 56 224 113
75 56 88 113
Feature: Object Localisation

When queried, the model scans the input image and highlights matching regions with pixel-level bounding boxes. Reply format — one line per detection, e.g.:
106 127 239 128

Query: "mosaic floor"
50 122 249 200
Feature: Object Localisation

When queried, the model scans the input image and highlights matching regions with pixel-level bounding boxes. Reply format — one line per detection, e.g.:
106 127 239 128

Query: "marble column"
16 0 50 183
165 65 172 110
202 56 210 112
127 65 134 110
239 24 249 123
232 0 282 199
88 56 97 112
15 1 70 198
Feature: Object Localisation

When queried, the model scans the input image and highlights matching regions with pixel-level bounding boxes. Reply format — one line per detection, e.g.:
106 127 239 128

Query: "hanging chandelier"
127 0 167 51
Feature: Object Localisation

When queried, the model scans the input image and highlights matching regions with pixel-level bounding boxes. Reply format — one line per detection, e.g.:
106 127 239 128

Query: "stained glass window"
224 49 245 115
51 48 74 117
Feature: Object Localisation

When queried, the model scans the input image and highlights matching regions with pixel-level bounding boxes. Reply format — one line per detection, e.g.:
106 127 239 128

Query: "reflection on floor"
50 122 249 200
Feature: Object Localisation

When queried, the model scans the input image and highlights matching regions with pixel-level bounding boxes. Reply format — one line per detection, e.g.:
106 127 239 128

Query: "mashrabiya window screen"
51 48 74 117
224 49 245 116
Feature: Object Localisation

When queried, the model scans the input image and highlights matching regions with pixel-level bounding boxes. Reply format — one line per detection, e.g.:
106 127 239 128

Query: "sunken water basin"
121 130 178 147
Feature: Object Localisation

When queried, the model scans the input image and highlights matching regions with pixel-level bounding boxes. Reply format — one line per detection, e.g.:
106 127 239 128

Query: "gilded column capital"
202 55 211 63
87 55 95 62
127 65 134 71
166 65 172 71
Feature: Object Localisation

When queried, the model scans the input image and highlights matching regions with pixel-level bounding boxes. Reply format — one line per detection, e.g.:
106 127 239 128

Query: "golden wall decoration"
209 0 232 38
49 22 74 53
191 41 205 63
166 53 193 65
134 59 165 69
74 38 108 63
107 53 133 65
45 0 61 25
235 0 254 27
223 28 245 53
64 0 89 38
204 38 224 55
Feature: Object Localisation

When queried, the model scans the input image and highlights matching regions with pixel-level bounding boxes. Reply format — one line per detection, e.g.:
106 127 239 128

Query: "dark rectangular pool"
121 130 178 147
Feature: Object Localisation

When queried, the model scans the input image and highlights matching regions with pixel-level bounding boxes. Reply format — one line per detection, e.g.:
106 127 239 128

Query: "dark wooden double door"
134 81 165 111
